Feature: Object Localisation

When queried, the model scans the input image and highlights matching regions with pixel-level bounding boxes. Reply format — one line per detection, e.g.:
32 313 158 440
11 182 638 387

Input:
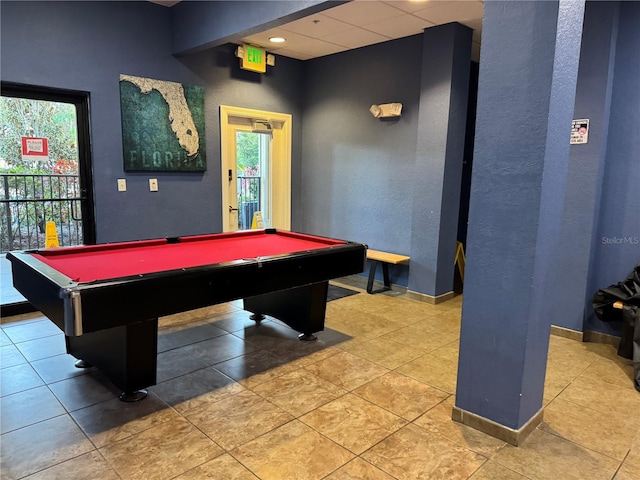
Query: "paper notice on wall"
570 119 589 145
21 137 49 162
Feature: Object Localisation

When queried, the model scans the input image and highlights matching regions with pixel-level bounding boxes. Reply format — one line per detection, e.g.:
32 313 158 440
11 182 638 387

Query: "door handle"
229 206 239 212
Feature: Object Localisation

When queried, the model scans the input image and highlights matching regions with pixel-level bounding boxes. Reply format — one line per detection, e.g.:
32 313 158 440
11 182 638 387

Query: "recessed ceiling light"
269 37 286 43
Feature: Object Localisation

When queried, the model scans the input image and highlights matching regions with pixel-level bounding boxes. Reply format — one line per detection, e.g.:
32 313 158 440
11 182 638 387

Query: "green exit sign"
241 45 266 73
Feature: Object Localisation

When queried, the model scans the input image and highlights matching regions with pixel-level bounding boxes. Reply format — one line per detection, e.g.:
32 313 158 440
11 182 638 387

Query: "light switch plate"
149 179 158 192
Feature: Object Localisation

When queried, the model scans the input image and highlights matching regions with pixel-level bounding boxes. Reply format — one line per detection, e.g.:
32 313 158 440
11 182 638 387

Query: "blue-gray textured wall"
177 45 306 231
585 0 640 332
1 1 214 242
1 1 306 242
301 34 422 286
170 0 339 55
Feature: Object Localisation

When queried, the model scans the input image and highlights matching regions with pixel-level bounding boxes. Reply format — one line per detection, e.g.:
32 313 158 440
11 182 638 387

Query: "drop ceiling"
153 0 484 61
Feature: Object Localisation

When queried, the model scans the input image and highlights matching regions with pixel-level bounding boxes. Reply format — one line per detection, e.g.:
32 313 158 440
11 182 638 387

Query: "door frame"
1 81 96 245
220 105 291 232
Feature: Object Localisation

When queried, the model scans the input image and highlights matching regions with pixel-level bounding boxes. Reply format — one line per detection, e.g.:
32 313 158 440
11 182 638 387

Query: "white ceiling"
152 0 484 61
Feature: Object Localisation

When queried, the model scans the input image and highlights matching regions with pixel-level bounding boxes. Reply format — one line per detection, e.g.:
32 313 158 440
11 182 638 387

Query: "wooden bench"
366 249 410 294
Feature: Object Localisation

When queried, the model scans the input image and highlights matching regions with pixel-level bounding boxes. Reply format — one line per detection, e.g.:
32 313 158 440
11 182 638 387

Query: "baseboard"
406 289 455 305
336 274 407 296
550 325 621 348
452 405 544 446
550 325 583 342
583 329 621 347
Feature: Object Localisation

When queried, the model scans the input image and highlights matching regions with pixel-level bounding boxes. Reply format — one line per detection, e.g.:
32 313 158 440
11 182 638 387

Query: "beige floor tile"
491 428 620 480
99 417 223 480
303 351 389 390
361 423 487 479
353 371 449 420
330 293 402 315
626 433 640 469
380 322 459 352
614 461 640 480
375 304 442 326
157 320 226 352
339 336 427 369
467 460 530 479
0 415 95 479
543 361 581 399
547 335 601 368
21 451 120 480
396 353 458 393
275 345 342 369
185 389 293 450
580 355 637 391
251 368 347 417
300 393 407 454
430 339 461 362
214 348 299 389
207 309 271 333
558 376 640 419
325 307 406 340
540 396 639 460
159 302 241 327
173 453 259 479
1 385 66 434
231 420 355 480
3 294 636 480
71 392 181 448
325 457 395 479
414 400 507 458
149 366 246 413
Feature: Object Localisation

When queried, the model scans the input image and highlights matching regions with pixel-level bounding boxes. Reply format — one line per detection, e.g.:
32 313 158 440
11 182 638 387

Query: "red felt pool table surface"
31 230 345 283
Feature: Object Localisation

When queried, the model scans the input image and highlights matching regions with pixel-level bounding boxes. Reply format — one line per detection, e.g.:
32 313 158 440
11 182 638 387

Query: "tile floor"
1 282 639 480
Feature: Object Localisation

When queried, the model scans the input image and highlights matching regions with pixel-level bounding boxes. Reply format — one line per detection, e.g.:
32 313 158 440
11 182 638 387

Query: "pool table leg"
65 318 158 402
243 281 328 340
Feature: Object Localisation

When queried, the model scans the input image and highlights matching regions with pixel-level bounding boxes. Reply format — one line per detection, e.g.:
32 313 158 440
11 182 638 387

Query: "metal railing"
1 173 83 253
237 175 261 230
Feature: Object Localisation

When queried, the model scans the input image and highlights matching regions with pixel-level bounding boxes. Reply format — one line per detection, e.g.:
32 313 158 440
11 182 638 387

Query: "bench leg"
367 261 391 294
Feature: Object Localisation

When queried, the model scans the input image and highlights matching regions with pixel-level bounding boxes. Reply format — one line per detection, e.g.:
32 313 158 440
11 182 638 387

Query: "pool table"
7 229 366 401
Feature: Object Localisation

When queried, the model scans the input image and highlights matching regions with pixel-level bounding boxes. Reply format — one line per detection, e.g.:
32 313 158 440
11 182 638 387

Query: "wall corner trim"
406 290 455 305
452 405 544 446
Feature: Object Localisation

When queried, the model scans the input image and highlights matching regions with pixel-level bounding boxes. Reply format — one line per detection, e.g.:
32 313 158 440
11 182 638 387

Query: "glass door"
235 129 272 230
0 82 94 313
220 105 291 233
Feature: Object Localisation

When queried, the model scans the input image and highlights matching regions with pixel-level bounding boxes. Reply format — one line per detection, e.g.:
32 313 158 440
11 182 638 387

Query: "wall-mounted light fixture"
369 103 403 118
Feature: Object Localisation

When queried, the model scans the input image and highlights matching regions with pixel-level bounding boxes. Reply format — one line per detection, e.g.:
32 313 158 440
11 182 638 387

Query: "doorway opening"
0 82 95 313
220 106 291 232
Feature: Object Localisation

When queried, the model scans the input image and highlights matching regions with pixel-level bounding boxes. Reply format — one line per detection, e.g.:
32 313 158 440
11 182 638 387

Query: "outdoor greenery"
0 97 78 172
236 131 261 202
235 131 260 175
0 96 81 251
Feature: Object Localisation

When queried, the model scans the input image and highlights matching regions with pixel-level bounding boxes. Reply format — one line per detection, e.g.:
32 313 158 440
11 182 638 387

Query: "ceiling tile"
322 27 391 49
382 0 453 13
362 13 436 38
232 0 483 61
321 0 406 26
270 48 319 61
241 28 322 50
413 0 484 25
278 13 354 38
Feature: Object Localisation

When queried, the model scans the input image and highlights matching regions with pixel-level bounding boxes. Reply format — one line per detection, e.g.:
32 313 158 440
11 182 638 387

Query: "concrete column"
454 0 585 444
408 22 472 301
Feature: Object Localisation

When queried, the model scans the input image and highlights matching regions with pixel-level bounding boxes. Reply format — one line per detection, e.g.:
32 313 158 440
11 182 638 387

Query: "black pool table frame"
7 231 366 401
